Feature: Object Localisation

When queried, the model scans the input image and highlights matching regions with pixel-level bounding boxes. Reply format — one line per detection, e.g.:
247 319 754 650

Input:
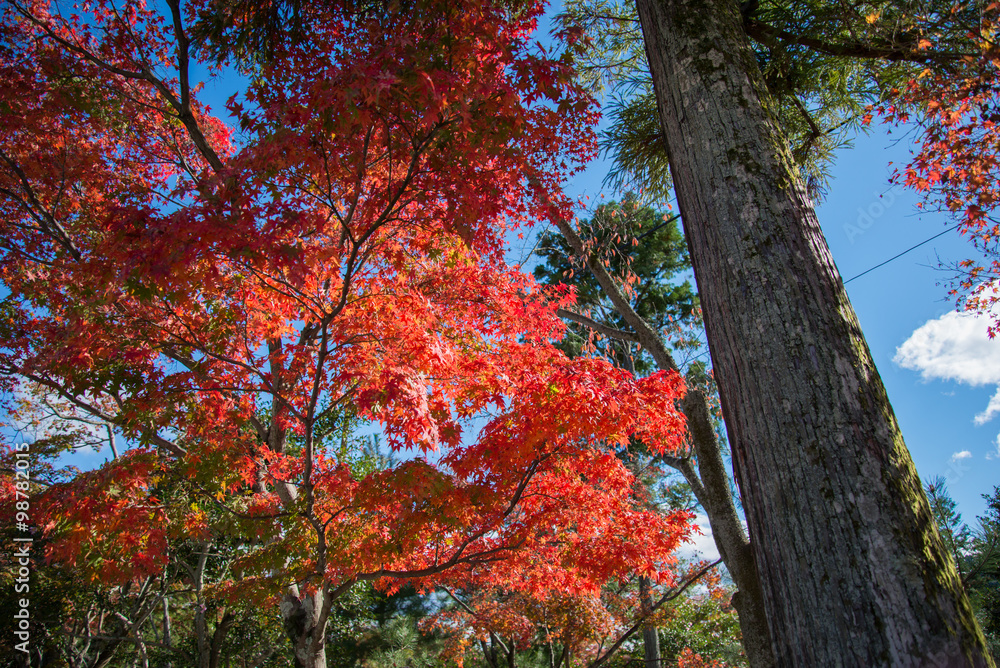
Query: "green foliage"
0 529 81 664
658 590 747 667
161 600 293 668
924 480 1000 662
970 487 1000 660
190 0 539 71
0 528 297 668
926 475 973 575
362 617 439 668
602 88 675 201
533 193 698 374
325 585 444 668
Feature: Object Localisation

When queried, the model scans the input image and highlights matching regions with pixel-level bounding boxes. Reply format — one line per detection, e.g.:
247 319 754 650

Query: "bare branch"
556 308 640 343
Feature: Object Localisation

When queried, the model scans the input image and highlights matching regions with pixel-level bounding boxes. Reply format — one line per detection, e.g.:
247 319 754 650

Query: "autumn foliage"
0 0 692 663
875 2 1000 332
426 559 740 668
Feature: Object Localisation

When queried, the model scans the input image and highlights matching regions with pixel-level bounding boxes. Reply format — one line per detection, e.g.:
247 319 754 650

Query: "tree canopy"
0 1 696 665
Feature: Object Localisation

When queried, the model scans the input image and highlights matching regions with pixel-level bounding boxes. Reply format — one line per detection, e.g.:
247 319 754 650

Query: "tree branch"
745 18 972 64
555 308 640 342
589 559 723 668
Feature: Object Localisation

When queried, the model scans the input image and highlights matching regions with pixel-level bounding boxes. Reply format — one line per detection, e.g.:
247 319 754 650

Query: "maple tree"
0 0 698 666
872 2 1000 335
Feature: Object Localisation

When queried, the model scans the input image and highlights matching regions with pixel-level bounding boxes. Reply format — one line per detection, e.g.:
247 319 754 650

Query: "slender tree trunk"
479 638 498 668
209 611 235 668
678 391 772 667
163 598 172 668
193 547 211 668
553 217 774 667
639 576 661 668
280 586 329 668
634 0 994 665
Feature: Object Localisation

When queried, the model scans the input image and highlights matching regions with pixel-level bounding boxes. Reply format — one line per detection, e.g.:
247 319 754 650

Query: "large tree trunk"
633 0 994 665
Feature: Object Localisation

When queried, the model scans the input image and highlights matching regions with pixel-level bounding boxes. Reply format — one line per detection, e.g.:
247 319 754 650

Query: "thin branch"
556 308 640 343
589 559 723 668
745 18 972 64
441 587 515 657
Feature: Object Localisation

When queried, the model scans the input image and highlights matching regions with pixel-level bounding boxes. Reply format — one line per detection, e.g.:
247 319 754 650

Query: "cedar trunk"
634 0 995 665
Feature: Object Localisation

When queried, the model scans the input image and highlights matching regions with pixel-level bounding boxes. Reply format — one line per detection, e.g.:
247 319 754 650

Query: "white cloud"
894 312 1000 385
895 312 1000 426
976 388 1000 425
951 450 972 462
989 435 1000 461
676 513 721 562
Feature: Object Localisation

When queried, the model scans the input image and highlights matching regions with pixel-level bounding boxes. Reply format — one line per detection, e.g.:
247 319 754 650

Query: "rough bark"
634 0 994 665
552 219 775 667
280 586 329 668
